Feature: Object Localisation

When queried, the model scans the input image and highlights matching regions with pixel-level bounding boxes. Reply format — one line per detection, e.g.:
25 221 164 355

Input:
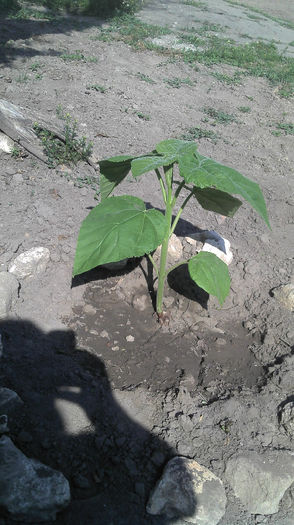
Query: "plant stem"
156 166 173 315
164 260 187 278
155 168 167 204
170 190 194 236
147 253 159 278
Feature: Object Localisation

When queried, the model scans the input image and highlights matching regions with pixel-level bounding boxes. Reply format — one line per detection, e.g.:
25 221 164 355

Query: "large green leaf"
99 155 135 200
131 155 177 177
179 153 270 227
188 251 230 306
194 187 242 217
156 138 198 157
73 195 166 276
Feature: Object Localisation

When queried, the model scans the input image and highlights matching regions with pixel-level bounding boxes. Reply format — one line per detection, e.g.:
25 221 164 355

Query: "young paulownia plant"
73 139 269 320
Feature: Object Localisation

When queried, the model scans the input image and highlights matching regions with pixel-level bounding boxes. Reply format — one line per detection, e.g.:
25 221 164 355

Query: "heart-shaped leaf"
99 155 135 200
131 155 177 177
156 138 198 157
73 195 166 276
188 251 230 305
194 187 242 217
179 153 270 227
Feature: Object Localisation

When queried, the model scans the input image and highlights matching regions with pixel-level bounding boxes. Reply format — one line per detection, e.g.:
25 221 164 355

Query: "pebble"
126 335 135 342
11 173 23 184
8 247 50 279
83 304 96 315
132 293 149 311
100 330 109 339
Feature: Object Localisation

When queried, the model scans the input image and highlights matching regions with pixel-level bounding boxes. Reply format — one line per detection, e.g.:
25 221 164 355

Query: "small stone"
100 330 109 339
132 293 149 311
273 283 294 311
279 402 294 434
126 335 135 342
226 451 294 515
202 237 233 265
156 234 183 261
147 457 226 524
83 304 96 315
11 173 23 184
0 436 70 521
0 388 23 413
8 247 50 279
0 132 14 153
0 272 19 319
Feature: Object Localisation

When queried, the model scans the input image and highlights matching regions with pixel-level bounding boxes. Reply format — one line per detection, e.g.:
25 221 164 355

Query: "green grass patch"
181 0 208 10
272 122 294 136
135 111 151 120
181 126 220 142
163 76 194 88
202 107 237 125
86 84 107 93
212 71 243 85
60 49 97 62
238 106 251 113
135 72 156 84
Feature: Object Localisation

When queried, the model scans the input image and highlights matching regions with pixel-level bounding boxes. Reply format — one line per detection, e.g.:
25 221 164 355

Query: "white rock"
226 450 294 515
147 456 226 524
188 230 233 265
126 335 134 342
0 435 70 521
0 272 19 319
155 234 183 261
0 132 14 153
273 283 294 311
8 247 50 279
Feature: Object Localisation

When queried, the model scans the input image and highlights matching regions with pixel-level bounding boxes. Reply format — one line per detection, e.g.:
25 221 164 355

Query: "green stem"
156 166 174 315
155 168 167 204
147 253 159 278
170 190 194 236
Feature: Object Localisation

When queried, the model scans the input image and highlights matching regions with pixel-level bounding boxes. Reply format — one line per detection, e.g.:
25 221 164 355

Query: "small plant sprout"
73 139 270 320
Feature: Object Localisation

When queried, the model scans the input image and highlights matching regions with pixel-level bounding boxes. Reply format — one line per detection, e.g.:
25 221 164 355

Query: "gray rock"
0 271 19 318
0 387 23 413
155 234 183 262
226 451 294 515
9 247 50 279
0 436 70 522
0 131 14 153
280 402 294 434
147 456 226 524
273 283 294 311
132 293 149 311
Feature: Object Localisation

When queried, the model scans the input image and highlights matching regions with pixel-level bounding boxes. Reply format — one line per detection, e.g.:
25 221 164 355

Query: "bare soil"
0 1 294 524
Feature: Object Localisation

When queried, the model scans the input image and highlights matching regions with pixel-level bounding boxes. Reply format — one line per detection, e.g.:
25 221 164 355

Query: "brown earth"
0 1 294 524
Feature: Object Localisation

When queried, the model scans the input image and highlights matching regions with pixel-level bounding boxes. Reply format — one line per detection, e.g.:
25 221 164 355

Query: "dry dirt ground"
0 0 294 524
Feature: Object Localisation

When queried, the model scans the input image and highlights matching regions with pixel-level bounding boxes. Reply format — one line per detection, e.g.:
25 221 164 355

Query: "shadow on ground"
0 319 196 524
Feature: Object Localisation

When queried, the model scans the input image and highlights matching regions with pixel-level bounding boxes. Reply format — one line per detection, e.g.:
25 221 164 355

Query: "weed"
238 106 251 113
74 139 269 317
273 122 294 136
86 84 107 93
212 71 243 85
34 73 43 80
34 112 93 168
135 72 156 84
29 62 43 72
60 50 86 61
8 7 56 21
181 0 208 9
181 126 220 143
16 73 29 83
10 146 21 158
202 107 237 125
163 77 194 88
135 111 151 121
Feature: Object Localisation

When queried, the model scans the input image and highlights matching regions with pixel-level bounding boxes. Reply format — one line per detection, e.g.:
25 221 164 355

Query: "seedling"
74 139 269 319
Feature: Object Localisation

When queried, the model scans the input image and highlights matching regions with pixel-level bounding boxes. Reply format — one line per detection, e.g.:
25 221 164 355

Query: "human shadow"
0 319 197 524
0 11 103 64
